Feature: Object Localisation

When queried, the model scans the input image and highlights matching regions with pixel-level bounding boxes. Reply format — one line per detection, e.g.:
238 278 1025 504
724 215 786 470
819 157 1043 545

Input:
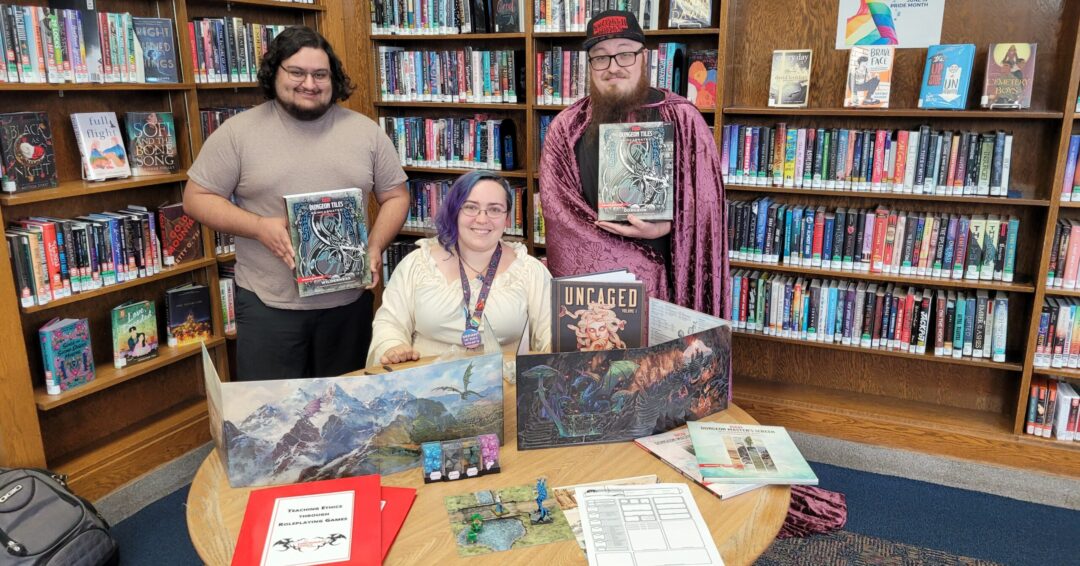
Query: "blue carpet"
111 463 1080 565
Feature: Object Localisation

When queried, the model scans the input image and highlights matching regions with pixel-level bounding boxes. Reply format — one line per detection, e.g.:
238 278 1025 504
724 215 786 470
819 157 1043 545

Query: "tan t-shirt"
189 101 407 310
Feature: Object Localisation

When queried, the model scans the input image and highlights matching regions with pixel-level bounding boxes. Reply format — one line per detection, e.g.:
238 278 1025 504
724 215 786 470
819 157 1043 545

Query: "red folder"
380 486 416 560
231 475 381 566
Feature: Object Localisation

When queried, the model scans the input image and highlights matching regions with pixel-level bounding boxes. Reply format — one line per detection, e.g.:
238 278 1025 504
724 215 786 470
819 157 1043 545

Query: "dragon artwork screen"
516 325 730 450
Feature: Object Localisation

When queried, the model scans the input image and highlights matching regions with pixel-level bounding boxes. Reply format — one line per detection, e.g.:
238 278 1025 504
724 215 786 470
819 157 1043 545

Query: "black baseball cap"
584 11 646 51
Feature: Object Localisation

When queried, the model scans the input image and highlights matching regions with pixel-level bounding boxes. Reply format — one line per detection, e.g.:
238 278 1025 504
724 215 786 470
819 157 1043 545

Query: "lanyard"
457 243 502 349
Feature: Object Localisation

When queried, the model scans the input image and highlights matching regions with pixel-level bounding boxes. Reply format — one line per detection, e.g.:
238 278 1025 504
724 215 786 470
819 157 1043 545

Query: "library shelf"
33 337 227 411
403 166 528 178
533 28 722 38
370 32 526 40
196 82 259 90
1032 366 1080 380
0 82 196 92
374 101 528 110
1058 201 1080 208
722 106 1065 120
732 329 1023 372
729 260 1036 293
724 184 1050 207
732 377 1080 475
0 173 189 206
1015 433 1080 453
21 257 217 314
1043 287 1080 298
214 0 327 11
216 252 236 263
398 228 527 246
53 399 210 500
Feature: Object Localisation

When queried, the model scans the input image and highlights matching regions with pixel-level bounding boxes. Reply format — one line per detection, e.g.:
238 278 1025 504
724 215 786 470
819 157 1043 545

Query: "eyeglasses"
461 203 508 218
588 49 645 71
280 66 331 83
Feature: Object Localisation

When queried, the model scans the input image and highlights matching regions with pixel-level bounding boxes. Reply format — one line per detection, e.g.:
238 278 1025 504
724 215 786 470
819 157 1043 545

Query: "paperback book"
552 270 645 352
686 49 717 110
0 111 57 192
110 299 158 369
844 45 893 108
981 43 1037 109
668 0 712 29
768 49 813 108
124 112 177 176
157 202 203 266
686 422 819 485
70 112 131 181
131 17 179 83
38 317 94 394
598 122 674 222
284 188 371 297
635 428 764 499
165 283 211 347
918 44 976 110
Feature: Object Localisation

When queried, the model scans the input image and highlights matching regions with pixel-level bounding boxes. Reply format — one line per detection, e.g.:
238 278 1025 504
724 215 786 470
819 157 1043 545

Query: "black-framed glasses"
280 66 331 83
461 203 508 218
588 49 645 71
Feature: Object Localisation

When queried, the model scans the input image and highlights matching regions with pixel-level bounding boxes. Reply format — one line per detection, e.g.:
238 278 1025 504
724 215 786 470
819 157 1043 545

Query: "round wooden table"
187 374 790 565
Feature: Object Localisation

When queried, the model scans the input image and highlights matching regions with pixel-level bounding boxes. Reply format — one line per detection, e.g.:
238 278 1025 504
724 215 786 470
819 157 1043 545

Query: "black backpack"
0 468 118 566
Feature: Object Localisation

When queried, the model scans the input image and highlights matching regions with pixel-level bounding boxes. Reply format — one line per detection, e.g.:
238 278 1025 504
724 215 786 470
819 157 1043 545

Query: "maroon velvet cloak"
539 90 730 318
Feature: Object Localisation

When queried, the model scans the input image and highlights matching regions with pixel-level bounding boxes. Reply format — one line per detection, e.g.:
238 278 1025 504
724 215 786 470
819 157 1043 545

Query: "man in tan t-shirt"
184 27 409 380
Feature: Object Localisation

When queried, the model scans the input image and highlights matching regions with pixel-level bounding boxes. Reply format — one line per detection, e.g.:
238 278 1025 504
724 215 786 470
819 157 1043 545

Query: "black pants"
234 286 373 380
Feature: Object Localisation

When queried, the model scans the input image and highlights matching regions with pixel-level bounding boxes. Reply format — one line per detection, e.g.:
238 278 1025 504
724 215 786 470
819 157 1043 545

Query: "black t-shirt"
574 88 672 271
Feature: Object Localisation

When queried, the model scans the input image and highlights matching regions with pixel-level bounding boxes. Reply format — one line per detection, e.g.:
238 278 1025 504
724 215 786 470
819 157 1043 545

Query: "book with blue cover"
918 44 976 110
38 317 94 394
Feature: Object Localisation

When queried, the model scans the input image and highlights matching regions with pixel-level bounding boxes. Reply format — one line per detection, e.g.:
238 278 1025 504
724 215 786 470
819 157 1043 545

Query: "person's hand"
595 214 672 239
366 246 382 289
381 344 419 365
254 216 295 270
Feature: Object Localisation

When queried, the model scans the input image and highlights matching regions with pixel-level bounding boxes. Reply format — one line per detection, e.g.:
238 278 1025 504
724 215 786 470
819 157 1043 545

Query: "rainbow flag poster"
835 0 945 49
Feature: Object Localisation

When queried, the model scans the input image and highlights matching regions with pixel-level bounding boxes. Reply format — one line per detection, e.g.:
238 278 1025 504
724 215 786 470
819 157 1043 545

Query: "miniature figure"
494 493 504 515
466 513 483 544
531 477 552 524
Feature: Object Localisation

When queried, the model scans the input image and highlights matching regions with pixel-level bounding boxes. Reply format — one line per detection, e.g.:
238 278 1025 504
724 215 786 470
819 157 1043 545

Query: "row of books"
381 239 419 282
1047 220 1080 289
728 199 1021 283
729 269 1011 364
0 110 178 192
533 193 545 244
379 116 518 171
1058 135 1080 202
187 18 287 84
376 47 526 103
720 123 1015 198
1026 376 1079 441
0 4 177 84
404 177 526 236
38 283 212 394
1034 298 1080 369
5 203 203 308
218 262 236 335
768 43 1036 110
213 230 235 256
199 106 250 141
370 0 522 34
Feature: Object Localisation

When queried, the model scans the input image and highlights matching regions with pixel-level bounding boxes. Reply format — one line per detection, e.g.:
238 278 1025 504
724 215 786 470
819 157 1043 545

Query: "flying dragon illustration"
431 362 485 400
521 360 639 438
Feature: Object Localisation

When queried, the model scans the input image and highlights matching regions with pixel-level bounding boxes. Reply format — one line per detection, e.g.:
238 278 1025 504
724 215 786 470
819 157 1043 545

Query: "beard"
586 69 651 142
277 96 333 121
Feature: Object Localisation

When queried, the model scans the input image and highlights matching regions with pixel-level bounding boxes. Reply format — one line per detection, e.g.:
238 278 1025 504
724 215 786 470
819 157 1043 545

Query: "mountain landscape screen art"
201 347 504 487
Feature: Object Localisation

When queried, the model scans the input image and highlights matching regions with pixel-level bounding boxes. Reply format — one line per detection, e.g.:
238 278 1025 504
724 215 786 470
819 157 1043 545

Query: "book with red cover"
379 486 416 561
231 475 381 566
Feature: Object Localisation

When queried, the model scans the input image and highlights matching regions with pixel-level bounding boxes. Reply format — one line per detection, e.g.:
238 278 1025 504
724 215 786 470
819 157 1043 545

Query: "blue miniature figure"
494 492 504 515
532 477 552 524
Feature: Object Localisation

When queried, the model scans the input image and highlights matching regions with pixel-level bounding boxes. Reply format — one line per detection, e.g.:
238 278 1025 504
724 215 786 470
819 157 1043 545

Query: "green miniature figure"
466 513 483 544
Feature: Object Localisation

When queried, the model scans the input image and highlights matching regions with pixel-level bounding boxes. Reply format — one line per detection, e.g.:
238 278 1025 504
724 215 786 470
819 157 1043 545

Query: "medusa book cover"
597 122 674 222
285 188 370 297
552 277 645 353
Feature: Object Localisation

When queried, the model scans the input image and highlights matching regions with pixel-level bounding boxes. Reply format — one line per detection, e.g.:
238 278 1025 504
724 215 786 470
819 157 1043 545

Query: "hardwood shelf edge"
0 173 189 206
402 166 528 178
0 82 195 92
724 184 1049 207
195 82 259 90
729 260 1036 293
218 0 327 11
722 106 1064 119
371 32 524 40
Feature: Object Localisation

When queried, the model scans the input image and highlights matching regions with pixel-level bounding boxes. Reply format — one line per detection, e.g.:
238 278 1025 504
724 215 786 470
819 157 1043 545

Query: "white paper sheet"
261 490 355 566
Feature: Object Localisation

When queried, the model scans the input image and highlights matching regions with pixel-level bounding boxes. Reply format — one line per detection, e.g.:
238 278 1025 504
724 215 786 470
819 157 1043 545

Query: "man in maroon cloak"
539 10 729 318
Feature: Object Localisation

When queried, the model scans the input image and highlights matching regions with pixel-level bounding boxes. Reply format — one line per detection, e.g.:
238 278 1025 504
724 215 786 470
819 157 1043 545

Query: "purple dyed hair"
435 170 514 251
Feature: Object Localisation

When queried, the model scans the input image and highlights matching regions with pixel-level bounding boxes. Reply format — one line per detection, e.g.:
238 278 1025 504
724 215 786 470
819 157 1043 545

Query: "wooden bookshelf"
723 106 1065 120
724 184 1052 207
195 82 260 90
0 172 189 206
729 260 1036 293
0 82 198 92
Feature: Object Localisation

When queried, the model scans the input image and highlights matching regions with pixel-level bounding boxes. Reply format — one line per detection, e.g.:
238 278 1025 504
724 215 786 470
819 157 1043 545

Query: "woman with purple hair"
367 171 552 366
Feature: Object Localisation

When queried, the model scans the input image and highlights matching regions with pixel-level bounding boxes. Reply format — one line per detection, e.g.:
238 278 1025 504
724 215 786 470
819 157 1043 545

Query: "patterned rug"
755 530 1003 566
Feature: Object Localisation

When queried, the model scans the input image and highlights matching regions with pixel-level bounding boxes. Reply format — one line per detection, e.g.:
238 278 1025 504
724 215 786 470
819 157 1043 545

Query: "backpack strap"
0 527 27 557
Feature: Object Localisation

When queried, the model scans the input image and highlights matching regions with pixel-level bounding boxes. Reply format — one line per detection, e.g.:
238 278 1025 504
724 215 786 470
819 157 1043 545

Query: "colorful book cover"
0 111 57 192
686 49 717 110
668 0 713 29
918 44 976 110
597 121 674 222
552 278 645 352
111 299 158 369
38 317 94 394
768 49 813 108
844 45 893 108
157 202 203 266
70 112 131 181
634 428 764 499
131 17 178 83
981 43 1037 108
284 187 371 298
124 111 177 176
686 422 819 485
165 283 211 347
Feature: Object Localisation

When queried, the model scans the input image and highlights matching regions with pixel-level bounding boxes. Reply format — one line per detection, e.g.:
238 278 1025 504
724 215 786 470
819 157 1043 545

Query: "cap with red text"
583 11 646 51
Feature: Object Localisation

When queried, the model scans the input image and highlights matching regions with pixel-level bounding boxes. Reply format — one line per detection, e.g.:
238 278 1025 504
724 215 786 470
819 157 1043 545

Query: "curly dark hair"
257 26 354 102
